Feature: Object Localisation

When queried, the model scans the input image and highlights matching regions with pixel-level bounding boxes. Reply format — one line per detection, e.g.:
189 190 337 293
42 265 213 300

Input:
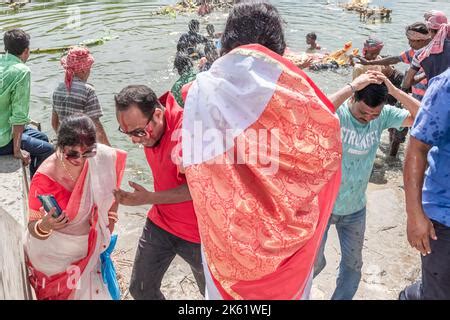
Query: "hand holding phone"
38 195 63 218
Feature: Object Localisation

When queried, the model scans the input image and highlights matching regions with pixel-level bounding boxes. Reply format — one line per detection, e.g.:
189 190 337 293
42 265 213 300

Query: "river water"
1 0 449 184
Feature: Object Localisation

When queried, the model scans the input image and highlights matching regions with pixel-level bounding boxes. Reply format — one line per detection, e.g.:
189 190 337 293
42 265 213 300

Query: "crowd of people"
0 0 449 300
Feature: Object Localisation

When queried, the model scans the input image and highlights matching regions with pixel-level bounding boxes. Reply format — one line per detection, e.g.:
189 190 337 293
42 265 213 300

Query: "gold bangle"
108 211 118 223
108 216 118 223
35 220 51 238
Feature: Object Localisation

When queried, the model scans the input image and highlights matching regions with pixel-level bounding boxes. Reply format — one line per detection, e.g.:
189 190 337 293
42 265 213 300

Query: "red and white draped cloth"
181 44 342 300
425 10 448 30
418 23 450 64
24 144 126 300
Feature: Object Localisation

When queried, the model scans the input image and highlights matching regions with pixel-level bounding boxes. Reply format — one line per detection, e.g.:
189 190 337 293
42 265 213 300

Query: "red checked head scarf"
363 37 384 56
61 46 94 91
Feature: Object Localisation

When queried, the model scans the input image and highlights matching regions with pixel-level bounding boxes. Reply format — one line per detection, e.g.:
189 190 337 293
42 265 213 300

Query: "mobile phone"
37 195 63 218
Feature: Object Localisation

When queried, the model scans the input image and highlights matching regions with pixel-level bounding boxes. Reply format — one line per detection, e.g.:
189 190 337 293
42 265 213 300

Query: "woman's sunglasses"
64 145 97 160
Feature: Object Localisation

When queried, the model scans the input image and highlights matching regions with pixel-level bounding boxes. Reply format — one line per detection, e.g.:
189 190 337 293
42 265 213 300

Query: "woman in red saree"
181 2 342 300
24 114 126 300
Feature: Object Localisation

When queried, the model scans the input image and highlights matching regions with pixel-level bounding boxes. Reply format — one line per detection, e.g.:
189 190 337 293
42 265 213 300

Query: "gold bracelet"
108 211 118 223
35 220 52 238
108 216 118 223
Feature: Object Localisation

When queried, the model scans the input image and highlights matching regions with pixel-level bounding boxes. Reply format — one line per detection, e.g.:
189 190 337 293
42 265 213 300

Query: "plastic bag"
100 234 121 300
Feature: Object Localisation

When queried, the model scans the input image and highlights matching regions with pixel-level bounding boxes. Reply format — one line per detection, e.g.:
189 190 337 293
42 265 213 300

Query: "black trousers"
129 218 205 300
400 219 450 300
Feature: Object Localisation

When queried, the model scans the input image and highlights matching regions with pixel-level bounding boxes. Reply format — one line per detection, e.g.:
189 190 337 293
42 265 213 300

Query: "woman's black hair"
57 114 97 149
220 0 286 56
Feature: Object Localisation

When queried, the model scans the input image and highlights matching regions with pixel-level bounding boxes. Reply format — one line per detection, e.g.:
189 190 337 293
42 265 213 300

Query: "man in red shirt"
113 85 205 300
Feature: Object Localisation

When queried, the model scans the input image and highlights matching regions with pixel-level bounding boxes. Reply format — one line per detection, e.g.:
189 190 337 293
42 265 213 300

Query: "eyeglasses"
64 145 97 160
118 113 155 138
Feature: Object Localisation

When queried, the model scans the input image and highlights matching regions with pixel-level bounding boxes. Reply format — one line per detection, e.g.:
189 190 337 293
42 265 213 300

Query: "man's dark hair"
3 29 30 56
174 52 193 75
189 19 200 33
354 83 389 108
115 85 160 118
406 22 428 35
306 32 317 40
57 114 96 149
220 1 286 56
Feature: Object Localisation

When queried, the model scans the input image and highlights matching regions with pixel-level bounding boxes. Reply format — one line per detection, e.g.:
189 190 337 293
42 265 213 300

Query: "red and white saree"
182 44 342 300
24 144 126 300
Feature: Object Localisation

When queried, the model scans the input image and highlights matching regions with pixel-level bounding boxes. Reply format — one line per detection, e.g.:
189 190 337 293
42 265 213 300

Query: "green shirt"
333 101 409 215
0 53 31 147
171 70 197 108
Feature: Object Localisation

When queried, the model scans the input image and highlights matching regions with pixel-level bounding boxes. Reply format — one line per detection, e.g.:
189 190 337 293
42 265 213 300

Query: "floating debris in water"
0 36 119 55
339 0 393 23
151 0 234 18
1 0 30 11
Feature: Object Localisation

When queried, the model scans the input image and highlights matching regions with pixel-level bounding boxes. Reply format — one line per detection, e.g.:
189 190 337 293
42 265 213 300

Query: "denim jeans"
129 218 205 300
0 127 54 178
399 219 450 300
314 207 366 300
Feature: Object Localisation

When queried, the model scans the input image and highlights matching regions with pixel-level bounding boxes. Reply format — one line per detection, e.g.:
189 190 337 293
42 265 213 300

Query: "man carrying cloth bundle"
52 46 110 145
180 1 343 300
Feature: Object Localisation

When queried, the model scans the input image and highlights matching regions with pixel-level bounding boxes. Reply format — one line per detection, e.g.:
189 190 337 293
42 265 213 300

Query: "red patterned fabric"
183 44 342 299
26 148 127 300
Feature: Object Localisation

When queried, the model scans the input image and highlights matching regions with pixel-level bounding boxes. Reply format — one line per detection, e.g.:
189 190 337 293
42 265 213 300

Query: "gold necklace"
59 152 76 183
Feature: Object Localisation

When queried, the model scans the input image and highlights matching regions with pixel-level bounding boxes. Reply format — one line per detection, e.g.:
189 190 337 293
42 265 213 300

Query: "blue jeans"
314 207 366 300
0 127 54 178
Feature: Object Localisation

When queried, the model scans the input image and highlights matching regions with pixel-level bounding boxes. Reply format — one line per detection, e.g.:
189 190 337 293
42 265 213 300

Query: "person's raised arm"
381 75 420 127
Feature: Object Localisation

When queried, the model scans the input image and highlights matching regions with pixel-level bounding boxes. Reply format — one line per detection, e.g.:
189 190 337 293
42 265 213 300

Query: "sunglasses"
118 113 155 138
64 145 97 160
